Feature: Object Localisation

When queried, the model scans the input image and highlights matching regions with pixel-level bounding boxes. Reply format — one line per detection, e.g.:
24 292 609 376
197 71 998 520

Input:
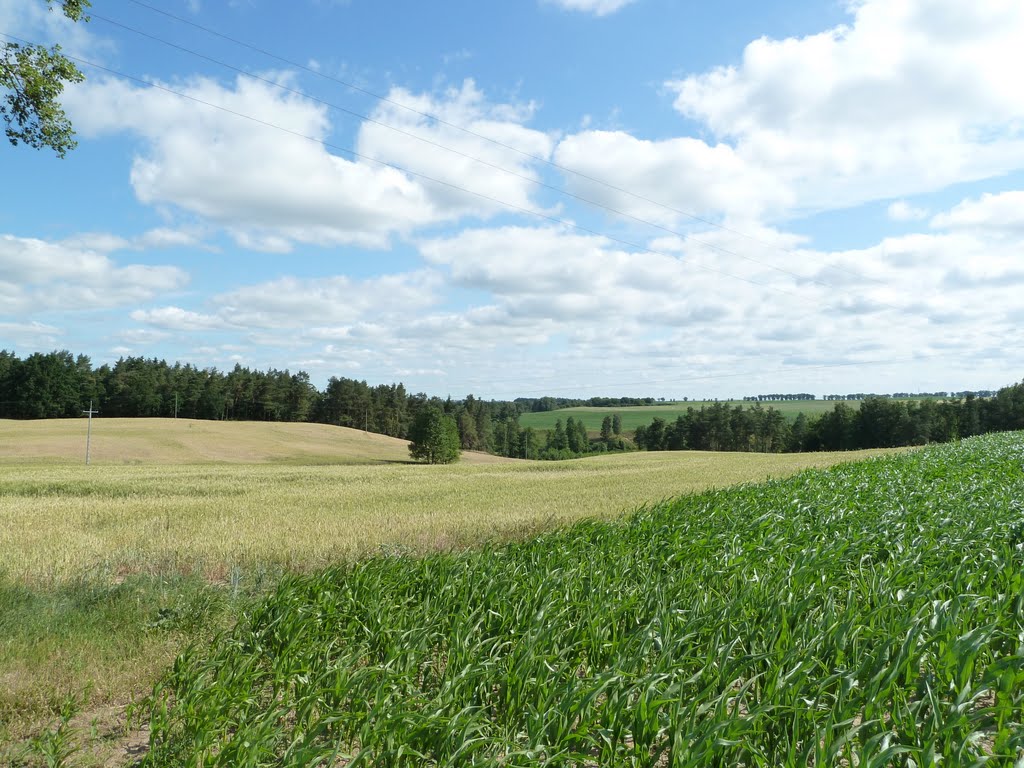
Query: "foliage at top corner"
0 1 91 158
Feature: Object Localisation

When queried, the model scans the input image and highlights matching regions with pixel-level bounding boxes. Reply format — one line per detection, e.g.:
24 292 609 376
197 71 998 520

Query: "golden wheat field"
0 420 904 762
0 418 898 583
0 417 511 466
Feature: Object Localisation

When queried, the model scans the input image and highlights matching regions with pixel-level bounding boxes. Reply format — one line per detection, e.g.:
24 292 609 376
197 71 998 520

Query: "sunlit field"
0 420 900 762
518 399 900 432
0 417 512 466
0 441 894 584
145 432 1024 765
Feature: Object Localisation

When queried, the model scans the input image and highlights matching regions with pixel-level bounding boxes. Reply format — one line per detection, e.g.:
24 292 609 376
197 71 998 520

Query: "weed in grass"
0 573 264 759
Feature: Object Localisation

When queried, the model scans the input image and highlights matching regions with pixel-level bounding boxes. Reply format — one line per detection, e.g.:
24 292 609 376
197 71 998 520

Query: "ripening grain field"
0 447 892 584
0 431 895 762
144 433 1024 766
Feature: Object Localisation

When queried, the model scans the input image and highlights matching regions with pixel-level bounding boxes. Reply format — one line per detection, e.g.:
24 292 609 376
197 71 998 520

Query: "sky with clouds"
1 0 1022 399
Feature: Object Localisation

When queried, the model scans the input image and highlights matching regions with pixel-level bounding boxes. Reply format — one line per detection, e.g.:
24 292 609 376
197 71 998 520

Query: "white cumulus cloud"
888 201 929 222
543 0 637 16
555 0 1024 228
930 190 1024 233
0 234 188 315
64 75 552 251
358 80 554 221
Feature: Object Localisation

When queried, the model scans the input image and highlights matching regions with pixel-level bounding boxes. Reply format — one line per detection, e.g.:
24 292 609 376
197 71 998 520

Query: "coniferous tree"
458 410 479 450
789 413 809 452
566 416 581 453
575 418 589 453
551 419 567 451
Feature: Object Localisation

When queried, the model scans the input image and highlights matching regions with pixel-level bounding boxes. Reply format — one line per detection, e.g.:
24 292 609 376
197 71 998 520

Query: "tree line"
822 390 996 401
2 349 1022 461
746 391 1004 403
0 350 530 457
632 387 1024 454
0 350 646 460
743 393 817 402
517 396 658 412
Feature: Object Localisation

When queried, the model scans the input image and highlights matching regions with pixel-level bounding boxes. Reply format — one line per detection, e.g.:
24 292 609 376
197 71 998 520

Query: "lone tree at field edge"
408 406 461 464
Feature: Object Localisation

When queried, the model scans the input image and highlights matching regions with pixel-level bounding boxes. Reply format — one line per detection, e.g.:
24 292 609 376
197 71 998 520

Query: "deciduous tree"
1 1 90 157
408 406 461 464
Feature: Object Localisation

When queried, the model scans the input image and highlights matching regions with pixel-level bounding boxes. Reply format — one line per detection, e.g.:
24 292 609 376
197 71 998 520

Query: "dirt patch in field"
79 703 149 768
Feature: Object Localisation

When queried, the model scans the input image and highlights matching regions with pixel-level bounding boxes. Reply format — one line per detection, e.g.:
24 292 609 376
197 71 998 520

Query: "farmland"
144 432 1024 765
0 419 897 762
0 424 891 583
0 417 511 466
519 399 884 433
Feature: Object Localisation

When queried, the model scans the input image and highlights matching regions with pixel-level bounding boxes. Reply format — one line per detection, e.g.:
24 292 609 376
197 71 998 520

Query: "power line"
0 31 851 307
119 0 886 288
88 10 867 297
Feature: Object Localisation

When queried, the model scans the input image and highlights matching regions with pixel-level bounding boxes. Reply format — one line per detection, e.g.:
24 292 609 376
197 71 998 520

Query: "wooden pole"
82 400 99 465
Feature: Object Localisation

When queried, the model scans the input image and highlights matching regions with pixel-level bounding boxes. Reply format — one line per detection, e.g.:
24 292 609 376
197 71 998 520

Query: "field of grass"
0 419 899 762
1 572 247 765
143 432 1024 765
519 399 872 433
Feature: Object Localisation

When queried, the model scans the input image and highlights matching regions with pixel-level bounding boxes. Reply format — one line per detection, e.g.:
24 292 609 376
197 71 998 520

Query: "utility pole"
82 400 99 465
174 393 179 419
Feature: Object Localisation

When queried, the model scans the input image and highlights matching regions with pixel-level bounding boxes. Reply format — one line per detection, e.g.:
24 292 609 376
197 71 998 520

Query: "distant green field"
518 400 857 432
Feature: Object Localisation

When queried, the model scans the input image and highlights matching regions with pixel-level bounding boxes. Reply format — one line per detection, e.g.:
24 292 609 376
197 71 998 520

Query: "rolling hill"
0 418 512 466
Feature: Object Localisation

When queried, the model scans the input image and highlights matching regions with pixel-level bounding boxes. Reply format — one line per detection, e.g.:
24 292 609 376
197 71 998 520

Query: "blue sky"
2 0 1023 399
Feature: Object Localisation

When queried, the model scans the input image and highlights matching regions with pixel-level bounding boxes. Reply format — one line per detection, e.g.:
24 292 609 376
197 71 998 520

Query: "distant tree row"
743 393 817 402
800 392 1022 450
0 350 319 422
517 395 658 412
490 417 540 460
0 349 653 460
0 350 490 446
633 386 1024 454
0 349 541 459
482 413 630 461
635 403 789 453
3 349 1021 461
742 391 1001 403
822 391 997 401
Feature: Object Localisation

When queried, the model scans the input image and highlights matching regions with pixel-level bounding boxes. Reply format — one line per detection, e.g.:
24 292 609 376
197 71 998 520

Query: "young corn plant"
25 690 86 768
143 432 1024 766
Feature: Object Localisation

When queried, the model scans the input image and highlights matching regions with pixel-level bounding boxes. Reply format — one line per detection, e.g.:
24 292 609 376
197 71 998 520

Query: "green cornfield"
144 432 1024 766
